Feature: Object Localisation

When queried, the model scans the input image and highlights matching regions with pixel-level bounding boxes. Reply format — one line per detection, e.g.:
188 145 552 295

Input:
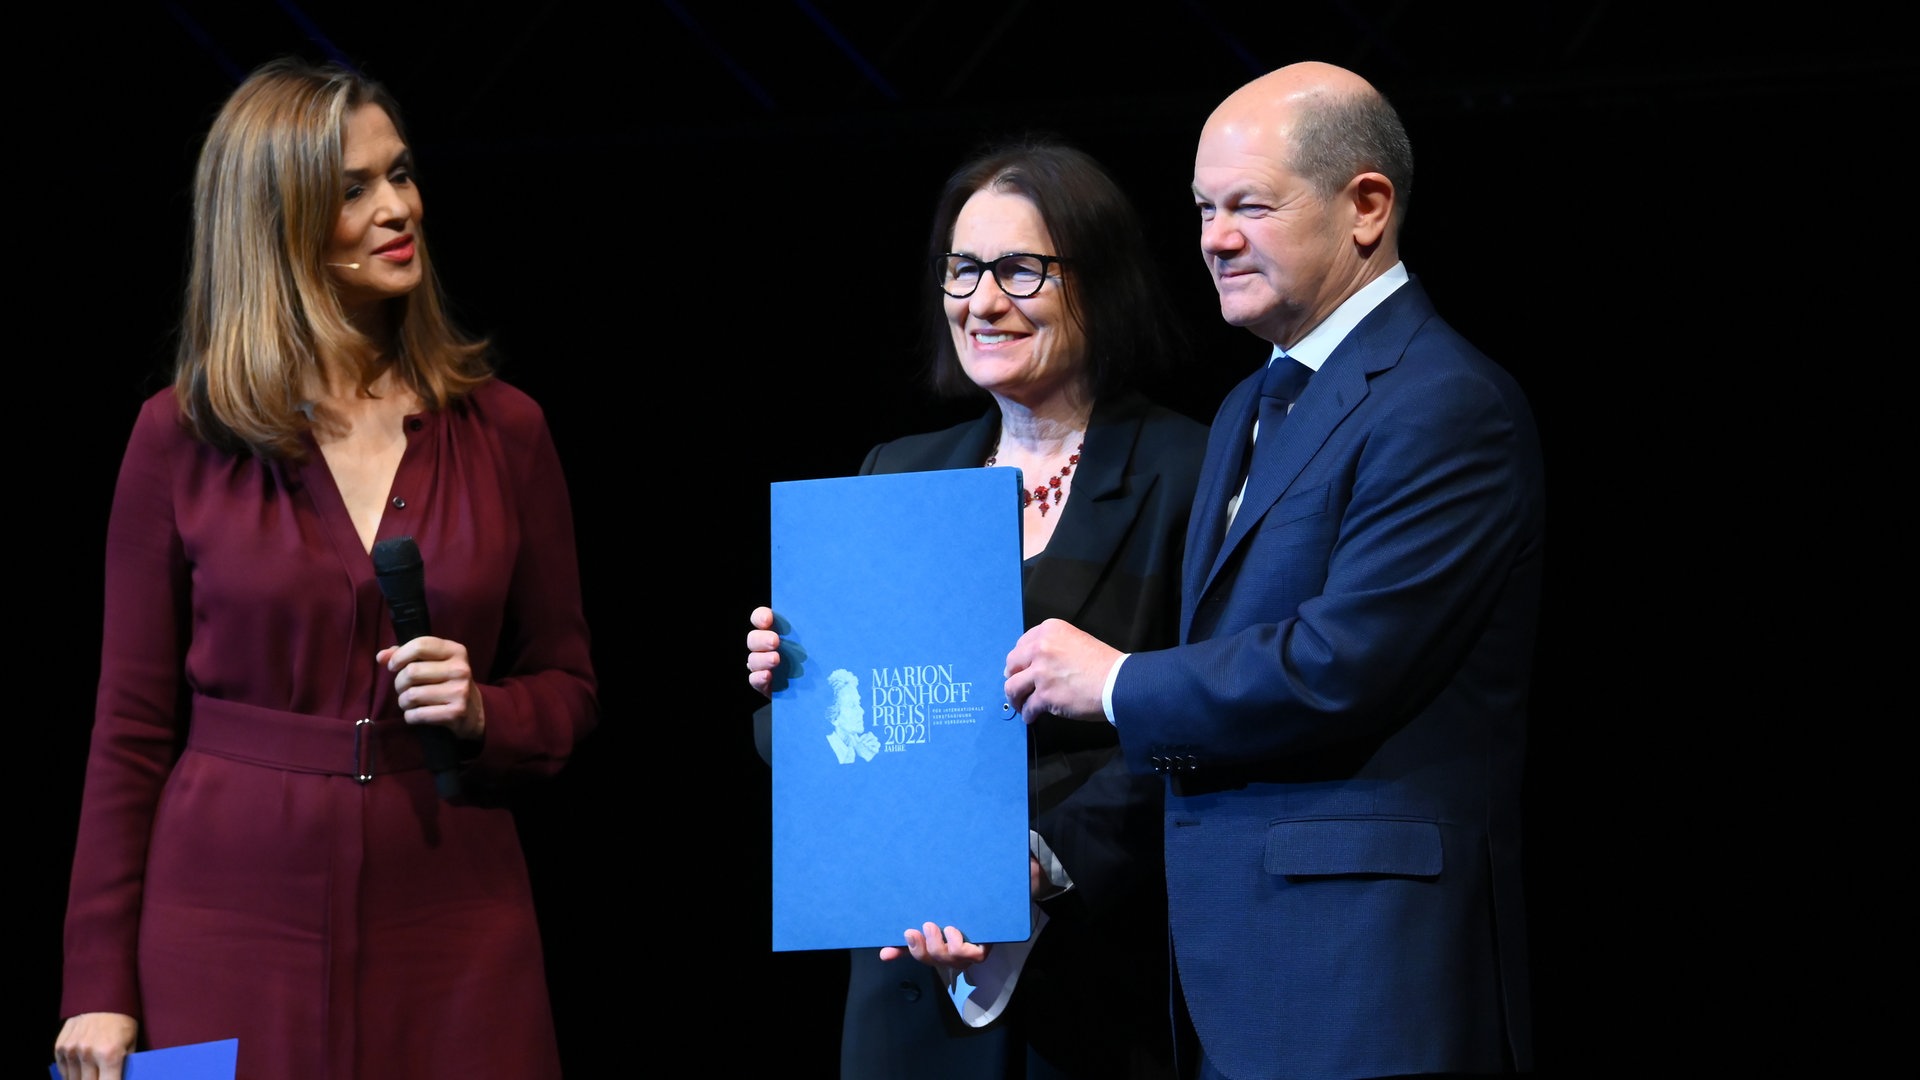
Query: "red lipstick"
372 234 416 261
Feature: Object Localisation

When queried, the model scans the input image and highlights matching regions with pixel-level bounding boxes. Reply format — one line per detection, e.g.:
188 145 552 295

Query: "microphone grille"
370 536 423 577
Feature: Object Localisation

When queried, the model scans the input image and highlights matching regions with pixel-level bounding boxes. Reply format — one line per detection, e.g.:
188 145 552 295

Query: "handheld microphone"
370 535 463 801
328 262 361 269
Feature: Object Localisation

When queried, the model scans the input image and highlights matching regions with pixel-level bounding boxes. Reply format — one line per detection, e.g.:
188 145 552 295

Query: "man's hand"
1003 618 1120 724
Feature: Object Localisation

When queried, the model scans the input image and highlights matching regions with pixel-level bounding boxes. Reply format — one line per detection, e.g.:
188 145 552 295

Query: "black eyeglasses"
934 252 1065 299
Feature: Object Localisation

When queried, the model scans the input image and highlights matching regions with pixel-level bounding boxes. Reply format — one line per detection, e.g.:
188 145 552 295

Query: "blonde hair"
174 57 491 458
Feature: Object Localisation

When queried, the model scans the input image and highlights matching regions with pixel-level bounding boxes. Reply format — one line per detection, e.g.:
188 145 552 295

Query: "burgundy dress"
60 379 598 1080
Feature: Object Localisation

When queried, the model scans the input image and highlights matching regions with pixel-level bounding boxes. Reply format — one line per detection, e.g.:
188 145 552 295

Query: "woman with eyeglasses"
745 138 1206 1080
52 57 596 1080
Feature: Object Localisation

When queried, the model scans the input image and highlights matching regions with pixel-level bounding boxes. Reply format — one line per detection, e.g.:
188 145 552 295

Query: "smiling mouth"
372 235 415 257
967 322 1029 343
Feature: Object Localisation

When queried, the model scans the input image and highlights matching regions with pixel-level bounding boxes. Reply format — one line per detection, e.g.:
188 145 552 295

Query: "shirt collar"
1269 261 1410 371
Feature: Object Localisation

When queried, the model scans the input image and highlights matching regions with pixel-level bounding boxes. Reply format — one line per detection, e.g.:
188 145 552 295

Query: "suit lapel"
1182 373 1261 636
1029 395 1152 624
1195 279 1438 611
1213 367 1353 571
865 398 1166 631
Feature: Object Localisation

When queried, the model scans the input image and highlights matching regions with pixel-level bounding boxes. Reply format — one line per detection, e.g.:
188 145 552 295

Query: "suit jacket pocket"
1262 817 1442 879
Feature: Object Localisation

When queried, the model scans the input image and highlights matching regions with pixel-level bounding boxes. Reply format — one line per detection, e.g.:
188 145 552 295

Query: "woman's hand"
746 606 781 698
379 636 485 741
879 922 992 972
53 1012 138 1080
877 855 1047 970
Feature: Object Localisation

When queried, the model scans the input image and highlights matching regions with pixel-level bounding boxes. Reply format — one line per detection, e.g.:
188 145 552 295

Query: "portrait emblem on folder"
825 669 881 764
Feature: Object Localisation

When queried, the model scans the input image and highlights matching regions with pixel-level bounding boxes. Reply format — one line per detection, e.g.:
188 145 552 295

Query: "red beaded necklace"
985 440 1083 517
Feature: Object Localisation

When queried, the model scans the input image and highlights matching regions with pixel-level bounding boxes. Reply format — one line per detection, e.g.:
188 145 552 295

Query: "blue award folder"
769 467 1032 952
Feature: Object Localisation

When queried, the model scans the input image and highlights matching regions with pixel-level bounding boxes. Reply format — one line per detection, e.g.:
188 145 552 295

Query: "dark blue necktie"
1259 355 1314 427
1227 356 1315 526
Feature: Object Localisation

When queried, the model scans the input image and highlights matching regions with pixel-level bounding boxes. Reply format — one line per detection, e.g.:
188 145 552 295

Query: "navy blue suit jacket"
1115 278 1542 1079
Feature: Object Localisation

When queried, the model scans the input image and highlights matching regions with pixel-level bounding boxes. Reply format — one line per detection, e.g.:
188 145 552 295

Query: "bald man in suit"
1005 61 1543 1080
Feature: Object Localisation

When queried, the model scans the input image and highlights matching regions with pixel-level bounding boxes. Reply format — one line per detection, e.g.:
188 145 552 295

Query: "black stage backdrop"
23 4 1901 1076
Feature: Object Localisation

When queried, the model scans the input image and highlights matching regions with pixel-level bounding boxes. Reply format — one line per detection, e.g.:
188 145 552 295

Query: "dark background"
25 2 1903 1075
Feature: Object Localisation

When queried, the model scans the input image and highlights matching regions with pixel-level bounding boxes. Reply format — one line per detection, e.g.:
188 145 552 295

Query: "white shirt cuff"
1101 653 1127 725
947 901 1050 1027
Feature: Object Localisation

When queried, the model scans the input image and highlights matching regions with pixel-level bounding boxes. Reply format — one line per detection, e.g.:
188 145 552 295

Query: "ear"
1349 172 1394 248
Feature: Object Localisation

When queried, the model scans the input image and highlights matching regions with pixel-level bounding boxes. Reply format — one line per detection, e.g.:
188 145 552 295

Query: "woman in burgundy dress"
52 57 598 1080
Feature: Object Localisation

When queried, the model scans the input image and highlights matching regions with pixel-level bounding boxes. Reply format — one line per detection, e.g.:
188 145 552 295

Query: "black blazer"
762 392 1207 1080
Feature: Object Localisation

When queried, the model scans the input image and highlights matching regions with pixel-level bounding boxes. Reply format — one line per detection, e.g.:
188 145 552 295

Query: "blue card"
52 1038 238 1079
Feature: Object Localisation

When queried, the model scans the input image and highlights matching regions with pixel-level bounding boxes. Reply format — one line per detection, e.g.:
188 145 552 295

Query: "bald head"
1207 61 1379 140
1191 61 1414 347
1204 61 1411 214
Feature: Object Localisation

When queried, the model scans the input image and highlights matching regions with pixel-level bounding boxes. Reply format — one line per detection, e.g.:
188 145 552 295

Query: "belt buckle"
354 717 374 783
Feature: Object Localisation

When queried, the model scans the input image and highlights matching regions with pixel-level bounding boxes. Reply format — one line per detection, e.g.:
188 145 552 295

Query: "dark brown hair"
921 138 1183 402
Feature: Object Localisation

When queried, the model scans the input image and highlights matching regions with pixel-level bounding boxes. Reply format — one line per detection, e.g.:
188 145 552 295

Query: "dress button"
407 418 423 432
391 497 406 509
894 981 922 1003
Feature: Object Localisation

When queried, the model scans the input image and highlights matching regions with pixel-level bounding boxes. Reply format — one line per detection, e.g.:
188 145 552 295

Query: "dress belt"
188 694 427 782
